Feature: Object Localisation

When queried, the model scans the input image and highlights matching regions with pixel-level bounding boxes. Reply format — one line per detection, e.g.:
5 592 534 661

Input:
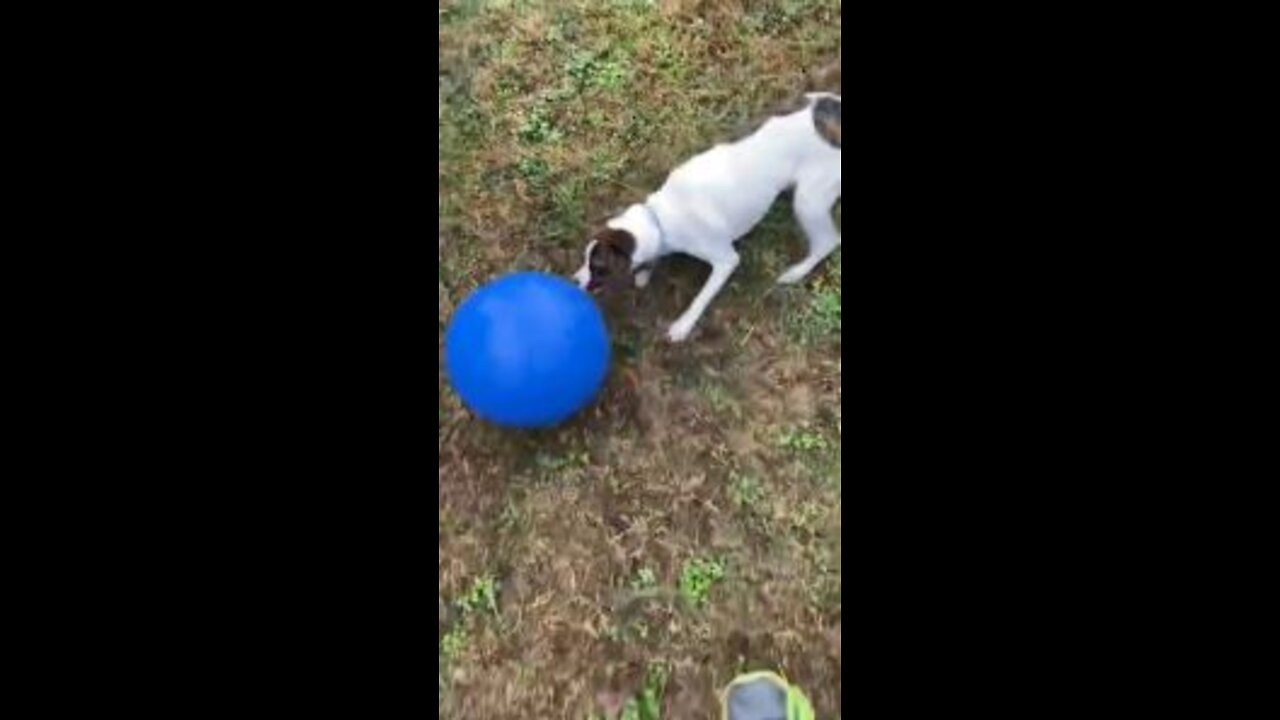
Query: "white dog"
574 92 841 342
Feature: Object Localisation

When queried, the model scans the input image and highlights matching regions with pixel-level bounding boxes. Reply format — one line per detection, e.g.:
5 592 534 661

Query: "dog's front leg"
667 251 739 342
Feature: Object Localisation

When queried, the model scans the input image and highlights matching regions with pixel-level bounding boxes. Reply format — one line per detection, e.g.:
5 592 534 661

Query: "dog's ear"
594 228 635 257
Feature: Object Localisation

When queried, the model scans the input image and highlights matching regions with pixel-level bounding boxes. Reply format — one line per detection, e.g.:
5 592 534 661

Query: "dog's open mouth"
586 275 623 295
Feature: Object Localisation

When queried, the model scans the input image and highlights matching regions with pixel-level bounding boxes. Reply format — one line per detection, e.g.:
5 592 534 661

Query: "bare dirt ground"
439 2 841 717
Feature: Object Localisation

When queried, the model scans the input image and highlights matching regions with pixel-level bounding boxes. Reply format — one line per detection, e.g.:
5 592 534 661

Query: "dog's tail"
800 55 841 148
809 94 841 149
727 55 841 143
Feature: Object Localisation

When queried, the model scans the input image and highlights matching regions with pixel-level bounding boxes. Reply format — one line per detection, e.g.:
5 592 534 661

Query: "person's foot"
721 671 813 720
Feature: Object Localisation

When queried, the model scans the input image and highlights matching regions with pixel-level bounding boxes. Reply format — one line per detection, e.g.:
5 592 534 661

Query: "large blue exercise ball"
445 271 611 428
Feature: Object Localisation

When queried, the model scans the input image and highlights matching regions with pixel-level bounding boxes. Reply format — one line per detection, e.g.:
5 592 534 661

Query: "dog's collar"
639 203 665 245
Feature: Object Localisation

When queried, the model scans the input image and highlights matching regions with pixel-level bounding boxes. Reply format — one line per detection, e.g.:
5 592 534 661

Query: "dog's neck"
607 203 666 267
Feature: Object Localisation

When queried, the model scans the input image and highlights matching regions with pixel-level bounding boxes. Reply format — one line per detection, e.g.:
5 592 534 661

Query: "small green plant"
679 557 725 608
564 49 631 91
564 50 593 84
517 106 561 144
778 426 829 453
515 155 550 185
439 624 468 663
631 566 658 591
440 574 501 670
457 574 499 616
593 60 629 90
787 281 841 343
619 662 669 720
729 472 765 510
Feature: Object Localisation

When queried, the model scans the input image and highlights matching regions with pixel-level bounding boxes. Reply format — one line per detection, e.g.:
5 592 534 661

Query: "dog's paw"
776 264 811 285
666 320 695 343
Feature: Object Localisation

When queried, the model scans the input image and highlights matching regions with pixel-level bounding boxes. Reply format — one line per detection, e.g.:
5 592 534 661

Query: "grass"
439 1 840 717
679 556 726 608
590 662 670 720
794 268 842 342
778 424 830 453
729 472 765 511
621 662 669 720
440 573 501 688
631 566 658 591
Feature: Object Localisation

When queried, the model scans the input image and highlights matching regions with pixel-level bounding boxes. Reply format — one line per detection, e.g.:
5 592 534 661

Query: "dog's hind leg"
778 176 841 285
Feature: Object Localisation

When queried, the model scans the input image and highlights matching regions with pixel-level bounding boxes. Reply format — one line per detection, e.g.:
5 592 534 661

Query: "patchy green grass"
794 267 842 342
778 424 829 453
457 574 499 616
589 661 670 720
621 662 670 720
729 471 766 511
679 556 726 608
631 566 659 592
440 1 840 717
439 573 502 704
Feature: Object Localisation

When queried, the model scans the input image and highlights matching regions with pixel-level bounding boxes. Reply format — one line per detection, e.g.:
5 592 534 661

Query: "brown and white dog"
574 92 841 342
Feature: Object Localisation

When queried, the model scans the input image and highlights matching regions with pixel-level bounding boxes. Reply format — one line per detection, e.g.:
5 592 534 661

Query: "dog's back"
651 95 840 245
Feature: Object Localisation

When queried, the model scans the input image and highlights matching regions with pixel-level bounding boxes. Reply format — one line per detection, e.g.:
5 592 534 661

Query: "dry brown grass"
440 2 841 717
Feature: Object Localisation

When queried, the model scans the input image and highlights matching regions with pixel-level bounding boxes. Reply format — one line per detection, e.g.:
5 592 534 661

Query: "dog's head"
573 227 635 294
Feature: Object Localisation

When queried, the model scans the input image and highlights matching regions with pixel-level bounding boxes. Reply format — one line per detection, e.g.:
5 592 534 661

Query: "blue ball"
445 271 611 428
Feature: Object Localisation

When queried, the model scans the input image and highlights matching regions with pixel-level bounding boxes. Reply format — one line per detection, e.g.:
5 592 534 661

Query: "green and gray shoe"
720 671 814 720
